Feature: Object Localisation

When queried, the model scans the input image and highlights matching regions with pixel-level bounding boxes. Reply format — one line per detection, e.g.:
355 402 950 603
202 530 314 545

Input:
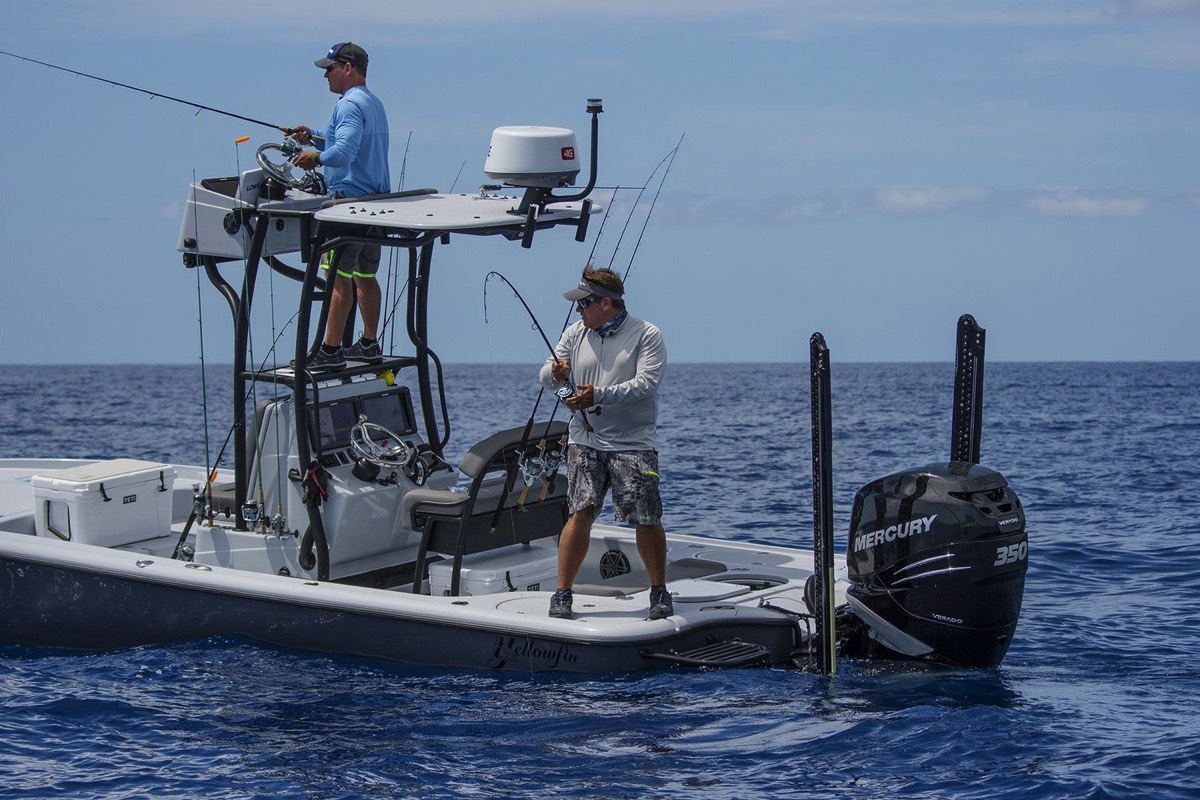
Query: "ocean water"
1 361 1198 799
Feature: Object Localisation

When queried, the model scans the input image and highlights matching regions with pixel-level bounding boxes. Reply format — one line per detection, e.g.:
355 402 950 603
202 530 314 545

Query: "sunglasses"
576 295 603 310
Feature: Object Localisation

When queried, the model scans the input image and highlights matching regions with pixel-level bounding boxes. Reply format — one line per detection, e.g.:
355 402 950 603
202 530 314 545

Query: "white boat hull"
1 460 838 673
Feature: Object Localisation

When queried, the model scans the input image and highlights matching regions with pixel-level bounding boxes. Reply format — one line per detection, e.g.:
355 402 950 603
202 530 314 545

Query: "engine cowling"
843 462 1027 668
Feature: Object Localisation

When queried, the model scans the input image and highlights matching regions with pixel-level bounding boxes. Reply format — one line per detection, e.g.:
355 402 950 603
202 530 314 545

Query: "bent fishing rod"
483 271 593 432
0 49 321 141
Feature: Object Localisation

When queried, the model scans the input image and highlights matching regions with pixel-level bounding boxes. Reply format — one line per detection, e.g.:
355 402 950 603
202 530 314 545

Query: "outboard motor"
842 461 1027 668
806 314 1028 673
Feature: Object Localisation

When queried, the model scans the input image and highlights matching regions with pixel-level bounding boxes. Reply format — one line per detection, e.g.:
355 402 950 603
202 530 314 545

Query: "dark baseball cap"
314 42 368 70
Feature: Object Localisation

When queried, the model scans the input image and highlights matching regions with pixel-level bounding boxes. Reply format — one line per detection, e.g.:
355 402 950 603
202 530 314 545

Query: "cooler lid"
31 459 174 492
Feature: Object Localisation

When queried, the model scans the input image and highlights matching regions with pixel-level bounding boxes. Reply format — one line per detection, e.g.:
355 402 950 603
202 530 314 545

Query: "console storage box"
428 544 559 597
32 459 176 547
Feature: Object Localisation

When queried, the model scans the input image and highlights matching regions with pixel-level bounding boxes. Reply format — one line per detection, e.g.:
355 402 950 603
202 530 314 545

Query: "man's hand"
292 150 320 171
565 384 594 410
550 359 571 382
284 125 314 145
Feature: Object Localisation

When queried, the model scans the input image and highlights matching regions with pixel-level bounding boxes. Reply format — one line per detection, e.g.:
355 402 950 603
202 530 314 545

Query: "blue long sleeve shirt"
313 85 390 198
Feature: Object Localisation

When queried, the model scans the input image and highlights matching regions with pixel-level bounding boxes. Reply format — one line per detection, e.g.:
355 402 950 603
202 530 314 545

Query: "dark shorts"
566 445 662 526
321 241 381 279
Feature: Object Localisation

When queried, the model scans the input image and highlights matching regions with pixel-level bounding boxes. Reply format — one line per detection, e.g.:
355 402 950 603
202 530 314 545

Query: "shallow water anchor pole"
950 314 986 465
809 333 836 676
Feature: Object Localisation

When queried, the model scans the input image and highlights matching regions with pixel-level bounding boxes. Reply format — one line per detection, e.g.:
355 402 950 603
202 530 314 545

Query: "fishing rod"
0 49 319 141
584 185 621 268
604 142 680 275
484 272 566 365
623 133 684 281
397 131 413 191
483 271 592 432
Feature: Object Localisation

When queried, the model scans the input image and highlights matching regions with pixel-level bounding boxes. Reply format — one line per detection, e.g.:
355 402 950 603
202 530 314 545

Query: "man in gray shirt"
539 267 671 620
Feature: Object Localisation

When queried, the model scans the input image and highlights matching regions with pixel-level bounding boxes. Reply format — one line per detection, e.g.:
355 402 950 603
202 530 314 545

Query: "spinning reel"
518 443 564 488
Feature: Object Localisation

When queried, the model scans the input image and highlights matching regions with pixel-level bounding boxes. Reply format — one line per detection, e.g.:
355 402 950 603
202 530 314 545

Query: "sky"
1 0 1198 364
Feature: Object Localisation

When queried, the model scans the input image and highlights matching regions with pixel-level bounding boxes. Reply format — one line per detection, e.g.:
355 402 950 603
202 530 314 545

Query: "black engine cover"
845 462 1027 668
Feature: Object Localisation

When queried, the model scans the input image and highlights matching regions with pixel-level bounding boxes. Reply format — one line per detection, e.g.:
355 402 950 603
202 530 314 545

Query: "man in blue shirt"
287 42 390 371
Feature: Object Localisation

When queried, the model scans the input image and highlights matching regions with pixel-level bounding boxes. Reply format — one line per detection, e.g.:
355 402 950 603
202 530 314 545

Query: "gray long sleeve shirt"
539 314 667 451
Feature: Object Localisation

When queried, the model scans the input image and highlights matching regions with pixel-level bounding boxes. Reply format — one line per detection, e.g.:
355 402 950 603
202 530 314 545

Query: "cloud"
1026 186 1150 217
874 185 991 215
655 185 1185 224
765 191 865 221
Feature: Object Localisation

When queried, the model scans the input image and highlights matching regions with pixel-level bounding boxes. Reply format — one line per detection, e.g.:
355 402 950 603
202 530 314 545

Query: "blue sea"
2 361 1198 799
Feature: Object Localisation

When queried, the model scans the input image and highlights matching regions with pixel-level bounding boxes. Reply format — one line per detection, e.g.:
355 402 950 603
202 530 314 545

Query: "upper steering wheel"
349 415 415 470
256 142 327 195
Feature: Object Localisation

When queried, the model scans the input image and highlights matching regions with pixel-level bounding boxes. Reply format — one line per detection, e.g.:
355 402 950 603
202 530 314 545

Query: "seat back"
405 420 569 594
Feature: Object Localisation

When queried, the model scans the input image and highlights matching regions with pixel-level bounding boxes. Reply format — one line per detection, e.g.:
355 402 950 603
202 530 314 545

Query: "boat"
0 101 1028 673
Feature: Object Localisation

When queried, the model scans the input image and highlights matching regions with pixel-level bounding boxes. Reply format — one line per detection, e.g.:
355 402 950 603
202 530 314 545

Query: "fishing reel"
256 141 327 196
518 444 564 487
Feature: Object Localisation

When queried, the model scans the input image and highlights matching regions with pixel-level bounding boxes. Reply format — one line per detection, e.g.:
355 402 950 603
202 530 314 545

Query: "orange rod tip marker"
234 136 250 143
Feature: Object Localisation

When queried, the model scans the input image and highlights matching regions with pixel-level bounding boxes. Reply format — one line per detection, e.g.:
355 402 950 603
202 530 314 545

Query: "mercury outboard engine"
841 462 1027 667
808 315 1028 672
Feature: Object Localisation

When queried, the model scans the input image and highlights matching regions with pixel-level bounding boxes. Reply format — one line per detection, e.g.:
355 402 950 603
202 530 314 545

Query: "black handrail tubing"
202 256 240 321
264 255 327 292
411 243 445 456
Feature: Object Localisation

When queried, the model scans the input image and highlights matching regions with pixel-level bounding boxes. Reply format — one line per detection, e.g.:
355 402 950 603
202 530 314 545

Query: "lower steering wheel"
256 142 327 195
349 416 414 470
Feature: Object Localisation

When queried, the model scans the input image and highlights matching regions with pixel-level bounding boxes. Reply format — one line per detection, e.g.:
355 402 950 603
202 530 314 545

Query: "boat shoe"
345 338 383 364
649 586 674 620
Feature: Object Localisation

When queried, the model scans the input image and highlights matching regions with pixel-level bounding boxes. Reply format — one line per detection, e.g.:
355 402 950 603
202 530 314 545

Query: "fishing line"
381 275 412 353
447 161 467 194
0 49 314 140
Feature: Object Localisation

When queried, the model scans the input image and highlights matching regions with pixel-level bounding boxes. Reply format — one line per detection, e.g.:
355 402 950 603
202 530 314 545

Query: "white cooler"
429 544 559 597
31 459 177 548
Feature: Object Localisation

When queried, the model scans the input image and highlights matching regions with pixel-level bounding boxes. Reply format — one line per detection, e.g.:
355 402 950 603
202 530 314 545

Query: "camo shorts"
566 445 662 526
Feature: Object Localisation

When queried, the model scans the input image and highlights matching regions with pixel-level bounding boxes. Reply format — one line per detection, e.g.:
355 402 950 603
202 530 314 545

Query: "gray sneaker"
549 589 573 619
307 347 346 372
649 586 674 620
345 338 383 364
